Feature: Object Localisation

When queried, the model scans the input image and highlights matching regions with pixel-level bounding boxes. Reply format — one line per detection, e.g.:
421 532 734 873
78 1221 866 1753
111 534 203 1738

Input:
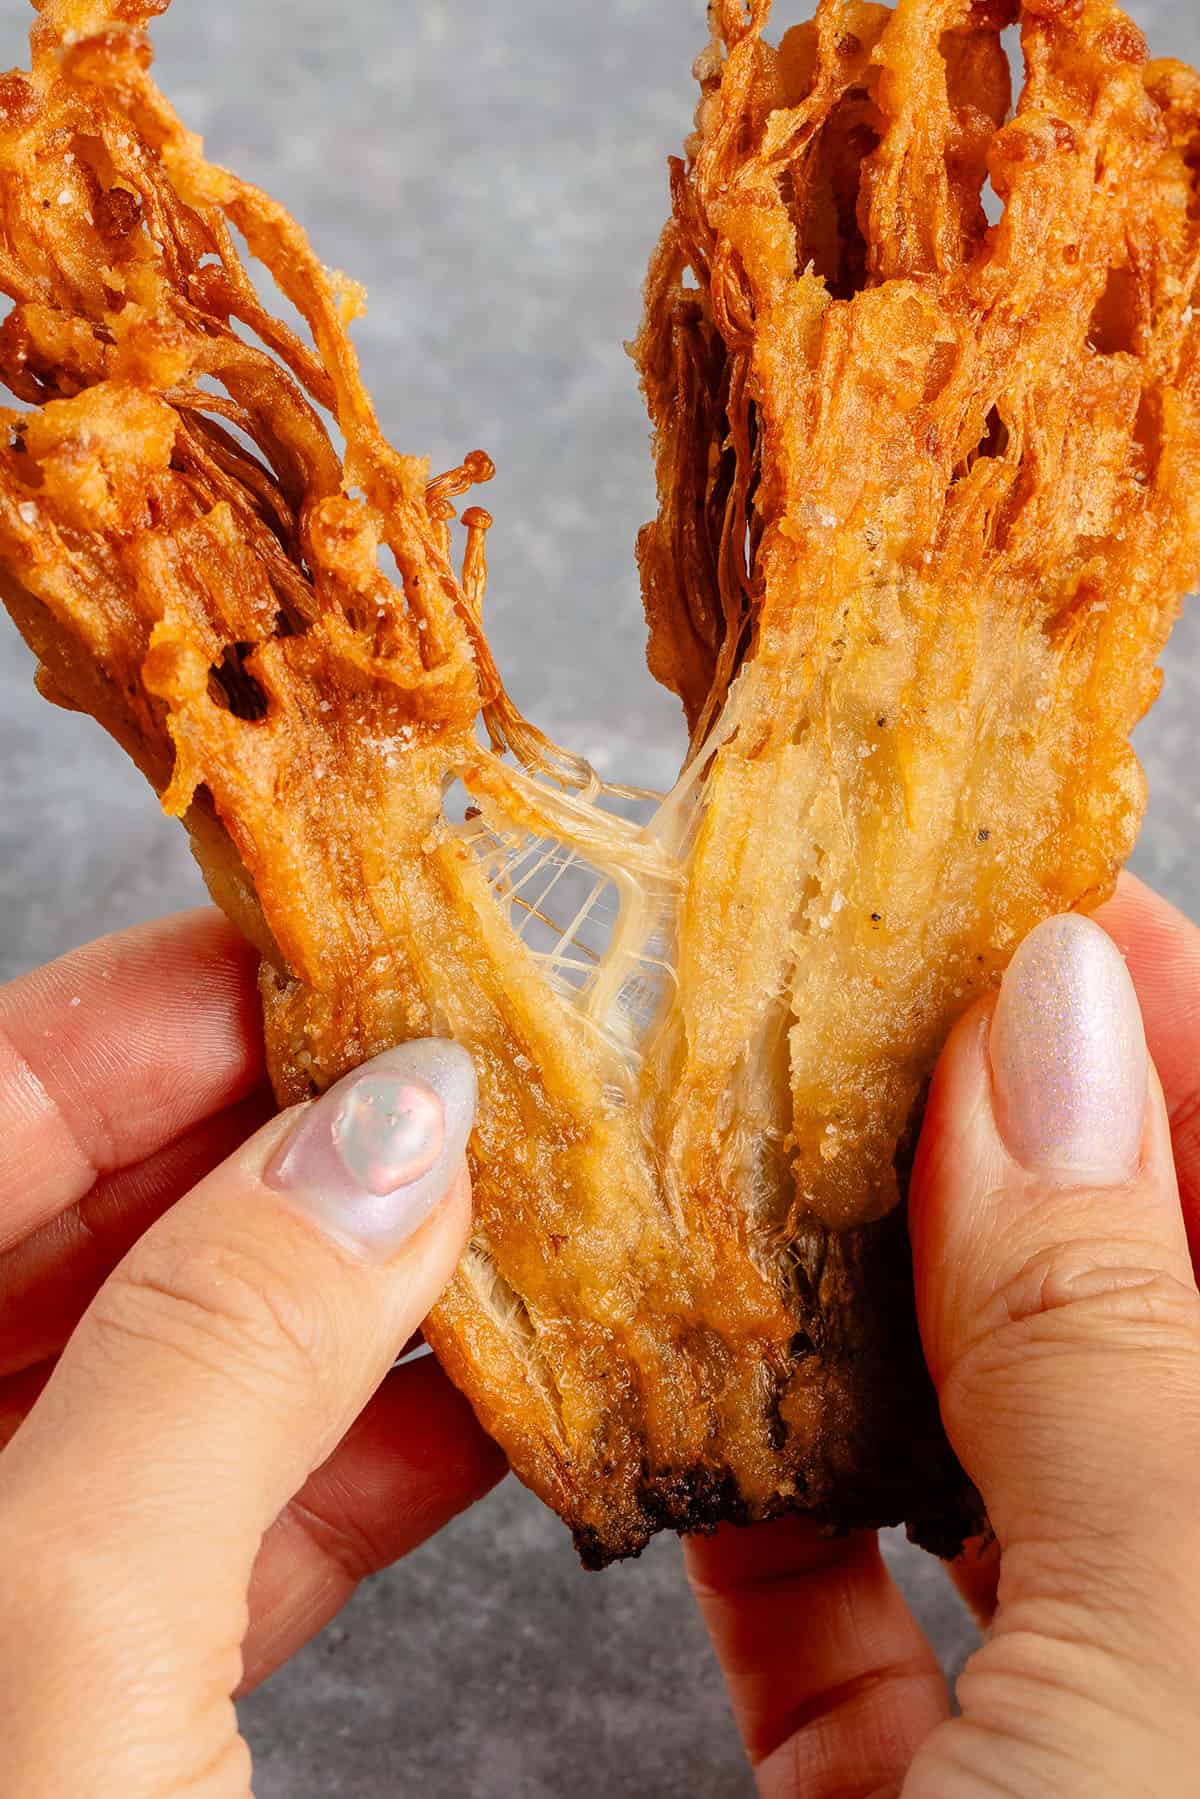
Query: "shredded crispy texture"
1 0 1198 1565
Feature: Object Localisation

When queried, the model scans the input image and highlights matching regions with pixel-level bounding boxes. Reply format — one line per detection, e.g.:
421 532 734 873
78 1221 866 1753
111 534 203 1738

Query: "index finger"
1098 873 1200 1259
686 1519 948 1797
0 909 264 1249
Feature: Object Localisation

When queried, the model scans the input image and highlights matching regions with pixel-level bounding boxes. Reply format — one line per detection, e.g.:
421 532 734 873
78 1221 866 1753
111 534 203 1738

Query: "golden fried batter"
1 0 1198 1565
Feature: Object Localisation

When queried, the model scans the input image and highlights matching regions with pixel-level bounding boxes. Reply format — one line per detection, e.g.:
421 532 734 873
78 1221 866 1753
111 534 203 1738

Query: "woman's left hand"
0 908 504 1795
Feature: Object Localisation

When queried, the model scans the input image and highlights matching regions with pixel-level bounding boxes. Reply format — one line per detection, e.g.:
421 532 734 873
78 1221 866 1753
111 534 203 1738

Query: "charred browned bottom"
576 1472 982 1573
562 1204 984 1570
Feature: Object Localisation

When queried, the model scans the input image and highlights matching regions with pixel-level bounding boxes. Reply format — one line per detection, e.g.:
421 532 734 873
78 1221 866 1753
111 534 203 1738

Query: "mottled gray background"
1 2 1197 1794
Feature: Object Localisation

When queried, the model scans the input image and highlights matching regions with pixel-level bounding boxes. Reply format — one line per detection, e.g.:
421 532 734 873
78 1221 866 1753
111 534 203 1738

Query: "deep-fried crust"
0 0 1198 1564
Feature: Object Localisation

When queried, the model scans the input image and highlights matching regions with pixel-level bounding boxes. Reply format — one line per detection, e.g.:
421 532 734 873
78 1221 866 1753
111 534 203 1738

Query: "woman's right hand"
689 873 1200 1797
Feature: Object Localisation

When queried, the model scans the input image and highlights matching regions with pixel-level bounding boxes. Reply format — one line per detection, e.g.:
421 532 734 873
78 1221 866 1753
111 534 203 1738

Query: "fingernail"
266 1041 476 1259
990 914 1147 1185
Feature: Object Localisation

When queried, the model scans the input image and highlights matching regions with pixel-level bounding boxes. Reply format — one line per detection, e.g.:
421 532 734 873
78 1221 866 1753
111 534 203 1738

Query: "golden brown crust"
0 0 1197 1564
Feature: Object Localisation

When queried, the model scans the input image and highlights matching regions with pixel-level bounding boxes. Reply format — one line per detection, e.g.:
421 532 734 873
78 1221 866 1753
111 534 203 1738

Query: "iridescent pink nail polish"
266 1041 476 1260
332 1076 446 1194
989 914 1147 1185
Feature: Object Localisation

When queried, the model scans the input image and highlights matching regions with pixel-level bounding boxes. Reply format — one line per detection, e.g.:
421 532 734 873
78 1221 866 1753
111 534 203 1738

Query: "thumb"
0 1039 476 1797
909 916 1200 1790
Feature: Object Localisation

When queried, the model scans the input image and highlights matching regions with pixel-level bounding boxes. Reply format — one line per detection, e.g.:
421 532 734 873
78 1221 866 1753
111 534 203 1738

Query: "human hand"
0 910 505 1796
688 874 1200 1797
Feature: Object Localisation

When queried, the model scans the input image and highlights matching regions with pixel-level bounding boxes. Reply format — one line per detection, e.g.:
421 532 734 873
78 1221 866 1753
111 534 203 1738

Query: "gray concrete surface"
1 1 1197 1794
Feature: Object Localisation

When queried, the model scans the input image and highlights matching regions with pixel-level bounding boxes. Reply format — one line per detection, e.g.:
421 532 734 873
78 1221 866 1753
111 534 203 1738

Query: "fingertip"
0 907 267 1242
990 915 1147 1185
907 917 1200 1580
684 1517 948 1784
685 1511 851 1595
910 917 1189 1393
263 1042 476 1266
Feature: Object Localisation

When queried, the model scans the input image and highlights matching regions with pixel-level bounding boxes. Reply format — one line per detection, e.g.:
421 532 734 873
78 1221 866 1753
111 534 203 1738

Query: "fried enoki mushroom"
1 0 1198 1566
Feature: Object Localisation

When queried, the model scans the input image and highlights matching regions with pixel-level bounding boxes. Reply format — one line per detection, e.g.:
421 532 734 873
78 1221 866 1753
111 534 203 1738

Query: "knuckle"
287 1495 385 1588
941 1237 1200 1502
967 1237 1200 1362
90 1229 326 1402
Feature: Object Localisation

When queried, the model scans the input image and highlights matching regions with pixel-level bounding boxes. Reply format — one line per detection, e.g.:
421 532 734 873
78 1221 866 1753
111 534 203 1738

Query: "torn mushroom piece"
0 0 1198 1565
